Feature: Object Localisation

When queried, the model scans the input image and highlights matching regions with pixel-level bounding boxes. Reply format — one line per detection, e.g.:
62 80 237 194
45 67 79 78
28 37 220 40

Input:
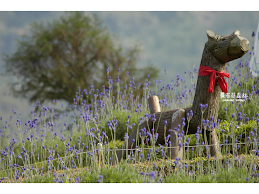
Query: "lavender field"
0 59 259 183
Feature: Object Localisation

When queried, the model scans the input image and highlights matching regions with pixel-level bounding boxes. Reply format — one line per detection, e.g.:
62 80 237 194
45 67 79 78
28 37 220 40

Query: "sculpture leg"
204 129 221 158
168 109 185 160
116 121 148 162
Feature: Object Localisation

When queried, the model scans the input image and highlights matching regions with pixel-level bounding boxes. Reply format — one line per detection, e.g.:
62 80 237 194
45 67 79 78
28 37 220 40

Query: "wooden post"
97 143 102 168
148 95 161 114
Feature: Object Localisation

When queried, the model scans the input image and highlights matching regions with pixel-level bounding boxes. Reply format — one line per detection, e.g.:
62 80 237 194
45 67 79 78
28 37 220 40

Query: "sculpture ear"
206 30 217 41
232 30 240 36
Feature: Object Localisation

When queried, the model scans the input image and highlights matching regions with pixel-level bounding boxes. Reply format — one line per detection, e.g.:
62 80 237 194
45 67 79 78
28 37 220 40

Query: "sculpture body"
116 30 250 161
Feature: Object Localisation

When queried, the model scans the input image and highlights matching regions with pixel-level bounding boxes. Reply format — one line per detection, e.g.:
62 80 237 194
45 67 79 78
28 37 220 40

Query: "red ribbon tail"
208 72 216 93
218 77 228 93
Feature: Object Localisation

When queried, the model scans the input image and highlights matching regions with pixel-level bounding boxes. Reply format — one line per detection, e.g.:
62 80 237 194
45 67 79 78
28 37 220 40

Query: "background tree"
3 12 159 110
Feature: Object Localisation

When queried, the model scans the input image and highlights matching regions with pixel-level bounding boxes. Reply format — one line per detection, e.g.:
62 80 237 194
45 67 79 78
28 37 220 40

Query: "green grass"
3 154 258 183
1 60 259 183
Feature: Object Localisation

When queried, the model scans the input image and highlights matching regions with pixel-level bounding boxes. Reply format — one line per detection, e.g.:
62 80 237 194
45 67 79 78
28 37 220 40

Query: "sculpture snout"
228 35 250 57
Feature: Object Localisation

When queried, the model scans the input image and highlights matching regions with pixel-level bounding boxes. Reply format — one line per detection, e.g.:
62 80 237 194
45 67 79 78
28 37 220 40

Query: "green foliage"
218 95 259 121
106 140 124 149
164 167 250 183
3 11 159 109
103 110 145 141
217 73 259 121
13 155 259 183
230 76 259 95
218 120 258 142
22 163 146 183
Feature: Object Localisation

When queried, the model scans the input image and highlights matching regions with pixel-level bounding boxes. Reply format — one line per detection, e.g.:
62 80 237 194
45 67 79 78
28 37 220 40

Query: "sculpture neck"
201 44 226 71
189 44 226 132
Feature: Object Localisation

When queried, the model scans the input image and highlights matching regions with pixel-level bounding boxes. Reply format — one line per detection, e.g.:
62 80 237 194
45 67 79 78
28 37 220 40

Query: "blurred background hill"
0 11 259 123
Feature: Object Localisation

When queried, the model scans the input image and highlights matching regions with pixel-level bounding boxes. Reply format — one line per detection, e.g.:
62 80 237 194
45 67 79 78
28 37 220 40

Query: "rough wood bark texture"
116 30 250 161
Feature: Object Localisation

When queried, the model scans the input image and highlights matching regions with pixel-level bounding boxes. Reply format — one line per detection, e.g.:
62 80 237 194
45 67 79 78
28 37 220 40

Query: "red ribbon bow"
198 66 229 93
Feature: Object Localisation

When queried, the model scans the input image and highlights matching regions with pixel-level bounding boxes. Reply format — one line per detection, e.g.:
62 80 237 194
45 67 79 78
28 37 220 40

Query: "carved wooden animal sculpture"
116 30 250 161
